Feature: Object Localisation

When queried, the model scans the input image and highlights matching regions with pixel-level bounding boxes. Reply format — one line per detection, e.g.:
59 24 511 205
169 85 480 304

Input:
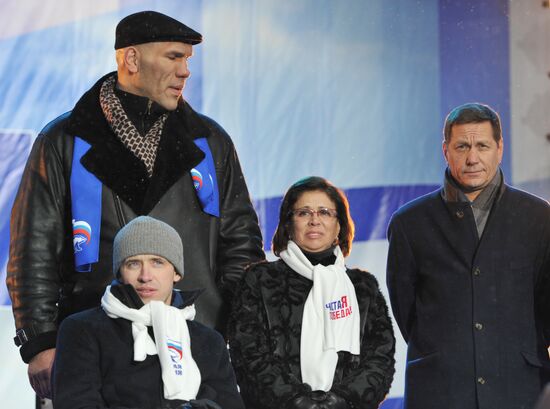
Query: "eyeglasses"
290 207 338 220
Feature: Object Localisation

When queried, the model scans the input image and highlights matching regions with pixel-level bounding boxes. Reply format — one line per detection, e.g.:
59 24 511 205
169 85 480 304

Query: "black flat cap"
115 11 202 49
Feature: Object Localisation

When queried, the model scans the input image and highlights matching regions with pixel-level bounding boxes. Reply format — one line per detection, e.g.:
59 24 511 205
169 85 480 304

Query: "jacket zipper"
142 100 153 135
112 191 127 228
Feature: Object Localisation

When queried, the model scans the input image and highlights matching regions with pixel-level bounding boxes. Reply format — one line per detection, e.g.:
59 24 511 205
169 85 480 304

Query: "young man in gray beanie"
53 216 245 409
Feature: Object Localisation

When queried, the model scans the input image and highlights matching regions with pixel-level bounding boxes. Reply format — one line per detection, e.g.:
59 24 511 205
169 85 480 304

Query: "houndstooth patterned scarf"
99 75 168 177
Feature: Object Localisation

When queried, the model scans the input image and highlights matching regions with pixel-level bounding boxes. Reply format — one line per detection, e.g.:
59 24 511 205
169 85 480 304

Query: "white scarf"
101 286 201 401
280 241 361 391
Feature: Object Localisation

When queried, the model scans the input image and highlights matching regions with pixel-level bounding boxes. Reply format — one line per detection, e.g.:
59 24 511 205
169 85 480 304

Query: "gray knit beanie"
113 216 184 277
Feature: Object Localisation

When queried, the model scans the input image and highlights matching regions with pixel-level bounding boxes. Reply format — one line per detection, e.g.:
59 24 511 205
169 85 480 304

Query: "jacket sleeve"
330 277 396 409
386 214 417 343
195 329 245 409
53 316 111 409
535 205 550 345
214 132 265 301
6 132 71 362
227 266 311 409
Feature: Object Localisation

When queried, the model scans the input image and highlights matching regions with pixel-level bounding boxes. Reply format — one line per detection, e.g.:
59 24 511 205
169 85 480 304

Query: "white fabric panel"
201 0 442 199
0 307 35 407
509 0 550 199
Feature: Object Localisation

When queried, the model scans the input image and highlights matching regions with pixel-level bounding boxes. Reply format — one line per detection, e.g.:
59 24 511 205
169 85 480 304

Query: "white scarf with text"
101 286 201 401
280 241 360 391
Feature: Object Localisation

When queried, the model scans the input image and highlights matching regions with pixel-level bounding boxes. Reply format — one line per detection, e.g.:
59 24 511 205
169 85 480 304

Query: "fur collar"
65 72 209 214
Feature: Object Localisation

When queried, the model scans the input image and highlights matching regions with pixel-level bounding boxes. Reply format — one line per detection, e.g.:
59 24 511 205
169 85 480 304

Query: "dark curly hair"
272 176 355 257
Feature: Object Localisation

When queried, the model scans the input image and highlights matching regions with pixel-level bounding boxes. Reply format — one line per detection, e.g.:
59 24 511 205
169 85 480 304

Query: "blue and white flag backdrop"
1 1 549 407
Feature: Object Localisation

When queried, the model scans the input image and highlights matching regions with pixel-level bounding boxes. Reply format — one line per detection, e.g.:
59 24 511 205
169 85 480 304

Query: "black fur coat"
227 259 395 409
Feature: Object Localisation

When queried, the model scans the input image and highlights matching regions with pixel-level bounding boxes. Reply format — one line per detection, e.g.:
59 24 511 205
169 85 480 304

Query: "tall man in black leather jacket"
6 10 264 400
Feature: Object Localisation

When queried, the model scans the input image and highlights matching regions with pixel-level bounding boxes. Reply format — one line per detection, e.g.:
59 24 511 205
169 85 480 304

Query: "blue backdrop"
1 0 549 406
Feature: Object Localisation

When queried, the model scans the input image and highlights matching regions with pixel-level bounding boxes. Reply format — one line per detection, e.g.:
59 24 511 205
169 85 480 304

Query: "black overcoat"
387 183 550 409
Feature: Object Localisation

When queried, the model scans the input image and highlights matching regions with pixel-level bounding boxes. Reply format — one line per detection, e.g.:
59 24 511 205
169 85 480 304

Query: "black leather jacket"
7 73 265 362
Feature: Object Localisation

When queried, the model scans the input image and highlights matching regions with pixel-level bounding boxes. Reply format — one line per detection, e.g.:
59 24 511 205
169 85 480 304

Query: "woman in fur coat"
227 176 395 409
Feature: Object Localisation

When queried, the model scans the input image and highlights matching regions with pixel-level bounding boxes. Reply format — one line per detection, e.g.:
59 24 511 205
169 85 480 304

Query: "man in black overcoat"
387 102 550 409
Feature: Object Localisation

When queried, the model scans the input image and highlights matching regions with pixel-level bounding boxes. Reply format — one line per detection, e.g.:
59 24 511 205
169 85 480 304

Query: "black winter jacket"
7 73 265 362
53 284 245 409
227 259 395 409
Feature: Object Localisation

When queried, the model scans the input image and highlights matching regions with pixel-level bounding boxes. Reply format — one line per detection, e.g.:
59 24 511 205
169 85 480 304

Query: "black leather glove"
161 399 222 409
287 391 350 409
187 398 223 409
161 399 189 409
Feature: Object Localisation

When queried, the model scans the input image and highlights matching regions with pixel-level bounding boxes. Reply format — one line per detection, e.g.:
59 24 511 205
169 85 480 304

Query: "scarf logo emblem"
325 295 352 320
72 219 92 252
167 339 183 376
191 168 203 190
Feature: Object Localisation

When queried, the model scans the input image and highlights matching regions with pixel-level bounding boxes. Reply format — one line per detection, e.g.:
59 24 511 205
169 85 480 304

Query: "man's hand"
28 348 56 399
